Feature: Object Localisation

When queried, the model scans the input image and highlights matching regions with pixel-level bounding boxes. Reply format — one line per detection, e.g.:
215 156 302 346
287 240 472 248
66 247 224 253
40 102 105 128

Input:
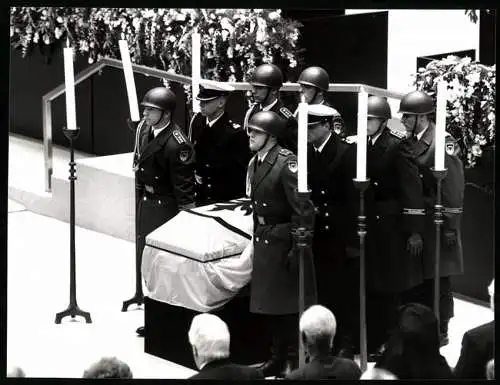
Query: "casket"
141 198 254 312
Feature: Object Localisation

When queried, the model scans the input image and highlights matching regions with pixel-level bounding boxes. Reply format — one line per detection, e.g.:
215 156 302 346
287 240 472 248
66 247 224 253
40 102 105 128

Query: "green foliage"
10 7 303 83
414 55 495 168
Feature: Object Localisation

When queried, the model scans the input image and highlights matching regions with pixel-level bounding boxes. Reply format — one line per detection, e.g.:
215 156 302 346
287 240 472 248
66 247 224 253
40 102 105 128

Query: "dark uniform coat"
244 100 298 153
246 144 316 315
190 112 250 206
285 355 362 380
189 358 264 380
134 120 195 253
366 128 426 293
399 122 464 279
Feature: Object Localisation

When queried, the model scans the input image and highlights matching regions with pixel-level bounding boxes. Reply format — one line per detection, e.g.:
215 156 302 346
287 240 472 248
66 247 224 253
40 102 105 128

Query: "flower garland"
414 55 495 168
10 7 303 84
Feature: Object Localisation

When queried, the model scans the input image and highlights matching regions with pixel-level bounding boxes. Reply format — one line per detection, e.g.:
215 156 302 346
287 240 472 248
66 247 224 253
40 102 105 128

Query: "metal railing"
42 57 405 192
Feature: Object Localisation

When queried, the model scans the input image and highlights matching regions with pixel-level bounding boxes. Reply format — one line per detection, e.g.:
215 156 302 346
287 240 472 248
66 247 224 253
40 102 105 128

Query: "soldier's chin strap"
254 132 271 153
151 110 165 128
372 119 387 138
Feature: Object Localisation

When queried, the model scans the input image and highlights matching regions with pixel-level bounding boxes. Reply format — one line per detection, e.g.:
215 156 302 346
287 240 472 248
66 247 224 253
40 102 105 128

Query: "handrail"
42 58 405 192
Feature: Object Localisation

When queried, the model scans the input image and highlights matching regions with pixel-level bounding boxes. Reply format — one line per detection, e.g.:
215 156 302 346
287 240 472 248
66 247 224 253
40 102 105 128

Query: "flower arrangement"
414 55 495 168
10 7 303 83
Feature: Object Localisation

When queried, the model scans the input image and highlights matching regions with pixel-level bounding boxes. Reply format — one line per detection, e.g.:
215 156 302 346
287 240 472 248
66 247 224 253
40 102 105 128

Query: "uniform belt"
374 200 400 215
142 190 174 202
256 215 290 226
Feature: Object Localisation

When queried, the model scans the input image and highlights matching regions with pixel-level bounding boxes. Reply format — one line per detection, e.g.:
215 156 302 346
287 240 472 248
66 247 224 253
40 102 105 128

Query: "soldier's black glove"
443 229 457 248
126 118 139 132
406 233 423 257
286 247 298 272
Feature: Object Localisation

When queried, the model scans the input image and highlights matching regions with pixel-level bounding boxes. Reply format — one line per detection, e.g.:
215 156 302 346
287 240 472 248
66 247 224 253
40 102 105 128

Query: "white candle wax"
63 47 77 131
191 31 201 113
435 81 447 171
356 88 368 181
118 40 140 122
297 101 308 193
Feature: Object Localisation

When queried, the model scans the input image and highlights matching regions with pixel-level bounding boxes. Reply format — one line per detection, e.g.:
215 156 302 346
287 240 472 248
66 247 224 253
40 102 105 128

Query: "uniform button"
254 201 258 205
376 215 380 220
264 240 269 244
419 174 423 178
263 203 267 207
324 225 329 230
205 164 210 168
256 237 260 242
207 184 212 188
324 203 328 207
321 190 325 195
325 212 329 217
140 168 144 172
158 200 162 205
373 181 378 186
143 196 147 201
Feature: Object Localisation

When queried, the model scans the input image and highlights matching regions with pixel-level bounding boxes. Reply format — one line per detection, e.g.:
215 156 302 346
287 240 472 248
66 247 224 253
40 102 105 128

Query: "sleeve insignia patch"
179 149 190 162
288 160 298 173
445 142 455 155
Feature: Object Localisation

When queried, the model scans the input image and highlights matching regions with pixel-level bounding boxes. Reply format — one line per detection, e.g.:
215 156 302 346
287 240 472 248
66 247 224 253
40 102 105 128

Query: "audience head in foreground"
360 367 398 380
486 359 494 380
188 313 263 380
375 303 453 379
286 305 361 380
82 357 133 379
7 366 26 378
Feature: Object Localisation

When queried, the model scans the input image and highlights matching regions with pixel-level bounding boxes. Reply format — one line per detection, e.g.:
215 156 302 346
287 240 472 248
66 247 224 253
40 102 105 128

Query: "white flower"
54 27 62 39
43 34 50 45
254 9 263 14
88 56 94 64
33 32 39 43
268 11 280 20
227 46 233 58
235 43 241 51
175 13 186 22
471 144 482 157
169 35 176 42
487 111 495 122
56 16 63 23
466 72 480 85
10 26 14 37
220 17 234 34
208 27 215 35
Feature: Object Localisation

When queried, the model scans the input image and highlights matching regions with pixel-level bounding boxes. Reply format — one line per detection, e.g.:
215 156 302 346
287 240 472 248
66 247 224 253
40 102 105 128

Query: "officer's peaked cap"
307 104 341 126
196 80 235 101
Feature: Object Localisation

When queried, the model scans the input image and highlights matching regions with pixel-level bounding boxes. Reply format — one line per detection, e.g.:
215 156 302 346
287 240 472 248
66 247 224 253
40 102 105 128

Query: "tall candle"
63 46 77 131
435 81 446 171
191 30 201 114
118 38 140 122
356 88 368 181
297 98 308 193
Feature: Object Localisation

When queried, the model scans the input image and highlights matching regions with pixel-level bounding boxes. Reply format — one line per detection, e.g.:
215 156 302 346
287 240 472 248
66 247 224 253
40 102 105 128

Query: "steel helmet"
141 87 177 112
247 111 286 139
368 96 392 119
398 90 434 115
298 66 330 92
251 64 283 89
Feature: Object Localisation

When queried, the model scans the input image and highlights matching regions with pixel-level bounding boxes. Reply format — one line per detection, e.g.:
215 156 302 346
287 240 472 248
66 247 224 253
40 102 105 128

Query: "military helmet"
247 111 286 139
251 64 283 89
298 66 330 92
141 87 177 112
367 96 392 119
398 90 434 115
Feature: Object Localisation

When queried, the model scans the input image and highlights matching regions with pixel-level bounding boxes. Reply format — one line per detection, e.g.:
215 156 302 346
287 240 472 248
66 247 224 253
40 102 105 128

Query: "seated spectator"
285 305 361 380
454 279 495 379
360 367 398 380
7 366 26 377
82 357 133 379
188 313 263 380
375 303 453 379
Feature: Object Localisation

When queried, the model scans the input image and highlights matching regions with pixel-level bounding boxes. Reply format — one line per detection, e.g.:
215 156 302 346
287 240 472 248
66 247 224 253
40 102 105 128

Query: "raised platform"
8 134 136 242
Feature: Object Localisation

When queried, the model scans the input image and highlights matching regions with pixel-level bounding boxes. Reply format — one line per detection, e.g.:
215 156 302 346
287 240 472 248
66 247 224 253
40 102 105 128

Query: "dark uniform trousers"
397 124 465 333
247 145 316 366
308 134 359 353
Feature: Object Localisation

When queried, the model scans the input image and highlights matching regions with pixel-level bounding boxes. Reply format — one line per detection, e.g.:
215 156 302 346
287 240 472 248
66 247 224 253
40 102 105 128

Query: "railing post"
42 98 53 192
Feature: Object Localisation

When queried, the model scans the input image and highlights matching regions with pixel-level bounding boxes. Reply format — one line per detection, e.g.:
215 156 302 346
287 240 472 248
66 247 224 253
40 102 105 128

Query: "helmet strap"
255 133 271 153
372 119 387 138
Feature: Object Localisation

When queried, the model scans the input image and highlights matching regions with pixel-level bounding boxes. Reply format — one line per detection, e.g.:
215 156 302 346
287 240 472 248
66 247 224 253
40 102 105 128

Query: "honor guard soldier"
244 63 298 153
133 87 195 336
398 90 465 347
296 66 346 137
363 96 426 358
189 81 251 206
246 111 316 378
306 104 358 359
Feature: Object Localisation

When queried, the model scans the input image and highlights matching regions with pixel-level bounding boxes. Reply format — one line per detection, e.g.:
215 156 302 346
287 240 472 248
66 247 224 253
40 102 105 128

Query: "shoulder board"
172 130 186 145
279 107 293 120
343 135 357 144
279 148 293 157
389 129 406 139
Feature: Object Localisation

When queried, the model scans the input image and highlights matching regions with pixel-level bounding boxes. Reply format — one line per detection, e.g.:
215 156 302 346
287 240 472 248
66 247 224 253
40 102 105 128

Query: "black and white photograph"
5 7 495 379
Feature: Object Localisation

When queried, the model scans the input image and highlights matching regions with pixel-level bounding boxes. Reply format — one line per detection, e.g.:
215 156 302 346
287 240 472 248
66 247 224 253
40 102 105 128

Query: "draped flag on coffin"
141 198 254 312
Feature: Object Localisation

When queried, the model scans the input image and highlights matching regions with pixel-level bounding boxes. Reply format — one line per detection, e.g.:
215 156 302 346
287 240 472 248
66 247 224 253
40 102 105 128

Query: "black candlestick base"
353 178 370 372
55 126 92 324
430 168 448 329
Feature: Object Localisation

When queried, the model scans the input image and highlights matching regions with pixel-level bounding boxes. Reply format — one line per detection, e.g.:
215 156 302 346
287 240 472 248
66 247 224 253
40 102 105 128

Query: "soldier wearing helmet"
132 86 195 337
244 64 298 153
245 111 316 378
296 66 346 137
361 96 427 359
398 90 465 347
